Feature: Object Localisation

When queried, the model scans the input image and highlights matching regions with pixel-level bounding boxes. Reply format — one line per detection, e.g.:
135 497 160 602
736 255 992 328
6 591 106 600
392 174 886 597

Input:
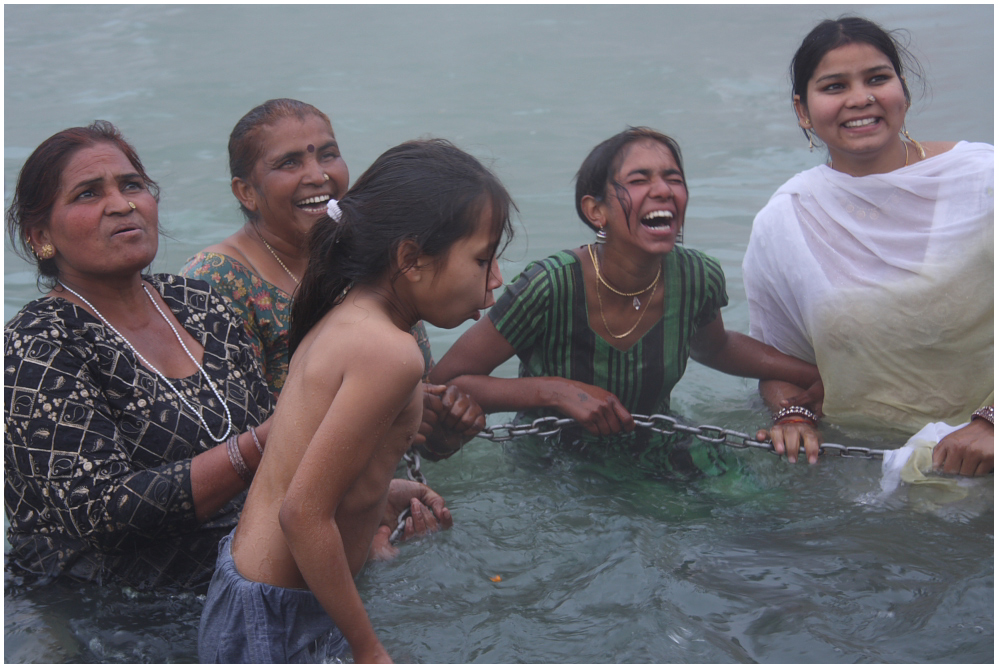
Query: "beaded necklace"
59 282 233 442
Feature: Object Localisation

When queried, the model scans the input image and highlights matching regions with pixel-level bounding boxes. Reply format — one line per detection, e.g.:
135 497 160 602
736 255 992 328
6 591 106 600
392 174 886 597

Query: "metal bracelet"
248 425 264 456
971 405 994 425
772 405 818 424
226 434 253 485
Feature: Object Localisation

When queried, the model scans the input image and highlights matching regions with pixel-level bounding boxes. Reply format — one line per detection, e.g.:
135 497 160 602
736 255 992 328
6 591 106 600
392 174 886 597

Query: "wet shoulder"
298 311 424 384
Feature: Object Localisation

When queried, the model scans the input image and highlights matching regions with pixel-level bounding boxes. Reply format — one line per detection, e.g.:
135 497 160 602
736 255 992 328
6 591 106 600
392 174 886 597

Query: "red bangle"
775 417 816 426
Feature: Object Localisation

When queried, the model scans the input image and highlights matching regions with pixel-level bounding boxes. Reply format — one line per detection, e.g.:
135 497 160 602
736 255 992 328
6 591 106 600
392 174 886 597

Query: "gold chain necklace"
588 243 660 310
588 245 660 339
257 229 299 285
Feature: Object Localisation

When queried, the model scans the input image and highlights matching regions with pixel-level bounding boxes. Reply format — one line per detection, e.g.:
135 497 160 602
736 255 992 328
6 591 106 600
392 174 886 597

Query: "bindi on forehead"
306 144 315 153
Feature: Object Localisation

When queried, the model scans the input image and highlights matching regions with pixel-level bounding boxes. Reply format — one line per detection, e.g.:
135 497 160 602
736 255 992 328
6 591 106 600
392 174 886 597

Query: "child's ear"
396 239 426 282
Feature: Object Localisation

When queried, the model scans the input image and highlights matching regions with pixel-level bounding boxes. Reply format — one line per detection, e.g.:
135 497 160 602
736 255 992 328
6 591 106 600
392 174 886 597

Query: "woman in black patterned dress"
4 122 448 590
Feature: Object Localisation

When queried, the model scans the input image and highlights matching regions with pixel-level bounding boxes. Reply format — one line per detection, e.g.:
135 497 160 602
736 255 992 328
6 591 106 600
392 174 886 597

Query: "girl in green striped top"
430 128 822 476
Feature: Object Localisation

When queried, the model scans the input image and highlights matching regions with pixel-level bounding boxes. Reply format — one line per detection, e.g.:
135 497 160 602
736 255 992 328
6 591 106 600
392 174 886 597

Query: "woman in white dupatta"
743 17 993 475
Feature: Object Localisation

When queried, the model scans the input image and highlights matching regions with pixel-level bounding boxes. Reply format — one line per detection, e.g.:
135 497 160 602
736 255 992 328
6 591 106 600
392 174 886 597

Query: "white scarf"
744 142 994 432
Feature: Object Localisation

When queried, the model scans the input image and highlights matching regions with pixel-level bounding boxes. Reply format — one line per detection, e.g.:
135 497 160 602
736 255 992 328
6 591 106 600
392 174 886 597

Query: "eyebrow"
69 172 142 192
625 167 683 178
814 64 894 84
270 140 339 166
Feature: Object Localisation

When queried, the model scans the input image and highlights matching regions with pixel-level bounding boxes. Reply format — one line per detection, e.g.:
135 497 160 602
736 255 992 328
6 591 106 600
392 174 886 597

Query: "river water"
4 4 993 663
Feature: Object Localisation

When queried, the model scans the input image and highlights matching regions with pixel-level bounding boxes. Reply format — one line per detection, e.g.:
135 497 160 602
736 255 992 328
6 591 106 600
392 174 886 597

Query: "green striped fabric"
489 247 731 476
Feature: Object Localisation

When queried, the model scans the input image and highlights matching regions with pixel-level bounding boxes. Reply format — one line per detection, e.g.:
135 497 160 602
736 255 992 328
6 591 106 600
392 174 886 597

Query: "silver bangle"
226 434 253 485
248 425 264 456
772 405 819 424
971 406 994 425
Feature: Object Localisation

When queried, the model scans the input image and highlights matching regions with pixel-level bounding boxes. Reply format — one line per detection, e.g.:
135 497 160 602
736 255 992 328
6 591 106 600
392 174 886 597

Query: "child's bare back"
198 138 514 664
232 289 424 607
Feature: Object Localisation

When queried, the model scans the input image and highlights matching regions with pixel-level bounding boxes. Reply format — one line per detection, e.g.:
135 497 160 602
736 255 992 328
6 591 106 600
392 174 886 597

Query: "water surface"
4 4 993 663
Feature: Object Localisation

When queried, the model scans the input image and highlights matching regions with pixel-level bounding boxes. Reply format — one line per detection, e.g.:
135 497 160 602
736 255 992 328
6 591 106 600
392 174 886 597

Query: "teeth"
297 195 331 206
642 210 674 224
844 118 877 128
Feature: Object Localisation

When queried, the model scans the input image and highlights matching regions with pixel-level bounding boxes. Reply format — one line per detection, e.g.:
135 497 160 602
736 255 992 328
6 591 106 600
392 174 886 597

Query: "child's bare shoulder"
305 311 425 385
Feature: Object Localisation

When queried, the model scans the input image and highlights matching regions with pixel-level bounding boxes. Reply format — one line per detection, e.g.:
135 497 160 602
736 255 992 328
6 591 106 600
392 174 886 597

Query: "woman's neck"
244 220 309 279
54 272 153 326
594 243 663 294
828 137 912 177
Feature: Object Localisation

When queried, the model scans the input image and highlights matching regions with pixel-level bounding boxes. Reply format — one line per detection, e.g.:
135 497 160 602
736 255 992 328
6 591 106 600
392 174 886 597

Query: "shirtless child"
198 139 514 663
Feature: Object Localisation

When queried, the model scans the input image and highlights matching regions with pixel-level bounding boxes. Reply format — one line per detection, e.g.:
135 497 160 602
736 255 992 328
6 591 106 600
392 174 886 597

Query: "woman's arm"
932 410 994 476
690 312 825 463
755 379 824 464
4 327 265 551
689 312 819 389
430 318 634 435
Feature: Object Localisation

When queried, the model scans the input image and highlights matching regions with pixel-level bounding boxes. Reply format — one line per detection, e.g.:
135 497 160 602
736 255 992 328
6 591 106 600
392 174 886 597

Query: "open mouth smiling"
296 194 331 212
641 210 674 229
843 117 879 129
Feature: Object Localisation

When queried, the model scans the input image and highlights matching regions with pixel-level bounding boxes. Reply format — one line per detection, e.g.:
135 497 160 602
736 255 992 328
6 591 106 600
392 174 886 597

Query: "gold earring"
37 243 55 260
595 226 608 244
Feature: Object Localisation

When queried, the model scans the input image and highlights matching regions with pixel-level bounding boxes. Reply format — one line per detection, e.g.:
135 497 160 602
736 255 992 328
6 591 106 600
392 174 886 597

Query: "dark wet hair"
5 120 159 285
574 126 685 232
791 17 923 140
228 98 334 221
289 138 516 355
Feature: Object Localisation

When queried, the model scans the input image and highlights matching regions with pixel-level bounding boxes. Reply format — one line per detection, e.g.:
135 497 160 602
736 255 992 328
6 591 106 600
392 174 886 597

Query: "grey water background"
4 4 993 663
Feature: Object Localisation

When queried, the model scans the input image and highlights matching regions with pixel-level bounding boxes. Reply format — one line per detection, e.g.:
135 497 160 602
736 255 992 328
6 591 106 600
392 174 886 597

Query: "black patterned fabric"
4 275 273 590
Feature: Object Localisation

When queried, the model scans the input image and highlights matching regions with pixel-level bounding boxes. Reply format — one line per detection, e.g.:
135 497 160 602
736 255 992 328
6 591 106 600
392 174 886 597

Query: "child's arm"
279 335 424 664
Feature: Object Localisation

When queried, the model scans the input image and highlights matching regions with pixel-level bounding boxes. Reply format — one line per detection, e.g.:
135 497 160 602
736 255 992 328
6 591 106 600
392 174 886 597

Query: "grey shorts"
198 531 349 663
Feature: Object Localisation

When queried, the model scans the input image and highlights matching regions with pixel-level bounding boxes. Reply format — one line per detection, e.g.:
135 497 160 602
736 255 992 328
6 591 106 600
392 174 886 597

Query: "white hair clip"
326 198 343 222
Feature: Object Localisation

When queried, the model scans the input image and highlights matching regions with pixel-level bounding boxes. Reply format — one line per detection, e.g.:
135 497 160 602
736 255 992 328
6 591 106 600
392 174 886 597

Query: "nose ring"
867 95 876 103
323 173 330 181
128 201 136 210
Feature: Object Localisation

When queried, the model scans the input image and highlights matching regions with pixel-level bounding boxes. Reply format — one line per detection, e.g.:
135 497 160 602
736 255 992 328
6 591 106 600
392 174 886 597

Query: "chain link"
390 448 428 544
475 413 886 461
391 414 884 543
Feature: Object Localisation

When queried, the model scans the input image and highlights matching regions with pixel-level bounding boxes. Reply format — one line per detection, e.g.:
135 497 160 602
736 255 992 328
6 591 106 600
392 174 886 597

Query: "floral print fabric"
182 251 435 396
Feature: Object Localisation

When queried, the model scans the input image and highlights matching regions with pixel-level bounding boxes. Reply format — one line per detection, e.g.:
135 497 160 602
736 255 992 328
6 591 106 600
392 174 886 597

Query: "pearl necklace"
588 243 660 310
257 229 299 285
59 282 233 442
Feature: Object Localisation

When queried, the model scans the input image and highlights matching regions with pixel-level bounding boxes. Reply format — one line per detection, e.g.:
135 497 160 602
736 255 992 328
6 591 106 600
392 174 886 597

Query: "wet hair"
228 98 334 221
791 16 923 140
5 120 159 285
574 126 685 231
289 138 516 355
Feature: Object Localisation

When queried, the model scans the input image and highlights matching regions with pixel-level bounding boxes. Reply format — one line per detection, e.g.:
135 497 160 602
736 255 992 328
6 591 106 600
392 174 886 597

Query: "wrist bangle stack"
248 425 264 456
971 406 994 425
226 434 253 485
772 405 819 425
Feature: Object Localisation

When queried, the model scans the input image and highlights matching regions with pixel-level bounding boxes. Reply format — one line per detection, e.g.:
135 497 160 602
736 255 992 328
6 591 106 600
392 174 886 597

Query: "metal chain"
475 414 886 461
390 414 884 543
389 448 429 544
